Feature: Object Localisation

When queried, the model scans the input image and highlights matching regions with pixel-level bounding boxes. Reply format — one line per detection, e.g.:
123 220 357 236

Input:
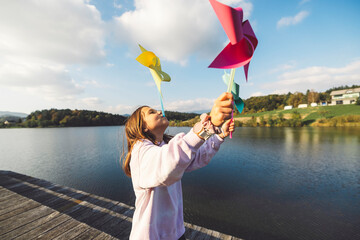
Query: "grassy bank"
168 105 360 127
234 104 360 127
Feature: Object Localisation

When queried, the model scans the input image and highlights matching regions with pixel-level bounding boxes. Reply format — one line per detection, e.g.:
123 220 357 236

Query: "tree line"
0 109 200 128
1 109 126 128
236 111 303 127
25 109 127 127
1 85 359 128
242 85 360 114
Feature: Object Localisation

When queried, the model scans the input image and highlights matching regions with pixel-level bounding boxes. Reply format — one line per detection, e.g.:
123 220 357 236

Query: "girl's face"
141 107 169 134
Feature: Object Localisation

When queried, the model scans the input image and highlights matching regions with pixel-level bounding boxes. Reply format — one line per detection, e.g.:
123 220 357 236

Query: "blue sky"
0 0 359 115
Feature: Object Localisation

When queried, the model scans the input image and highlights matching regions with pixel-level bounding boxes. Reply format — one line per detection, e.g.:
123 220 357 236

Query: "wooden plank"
0 175 33 189
0 191 17 202
35 218 81 240
0 205 54 235
2 171 34 182
71 200 116 227
186 224 204 240
73 227 102 240
111 202 134 217
92 207 131 238
107 217 132 239
16 185 61 204
0 171 242 240
0 187 57 212
14 211 73 240
0 176 23 188
0 192 32 210
198 229 212 240
0 187 17 200
0 180 33 193
26 177 56 189
52 222 91 240
83 207 119 230
0 210 61 239
0 181 55 204
209 230 221 240
0 198 40 221
93 232 119 240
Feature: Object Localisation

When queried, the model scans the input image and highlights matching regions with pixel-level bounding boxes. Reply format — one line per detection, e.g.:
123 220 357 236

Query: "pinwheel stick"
227 68 236 93
226 68 236 139
159 93 165 117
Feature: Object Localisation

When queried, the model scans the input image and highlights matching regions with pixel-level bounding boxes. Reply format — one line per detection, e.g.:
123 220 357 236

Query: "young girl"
122 92 235 240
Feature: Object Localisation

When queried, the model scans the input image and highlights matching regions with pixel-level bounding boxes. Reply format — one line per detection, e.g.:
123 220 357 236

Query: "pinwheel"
136 44 171 117
208 0 258 137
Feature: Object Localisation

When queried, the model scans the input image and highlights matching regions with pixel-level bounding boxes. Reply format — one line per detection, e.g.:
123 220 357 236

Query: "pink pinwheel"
208 0 258 138
208 0 258 81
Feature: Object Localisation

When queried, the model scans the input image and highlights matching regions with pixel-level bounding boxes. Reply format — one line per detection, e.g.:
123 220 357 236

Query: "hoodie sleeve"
131 130 204 188
185 134 224 172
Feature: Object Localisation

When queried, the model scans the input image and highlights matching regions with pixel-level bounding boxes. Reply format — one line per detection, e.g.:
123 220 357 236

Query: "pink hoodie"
129 130 224 240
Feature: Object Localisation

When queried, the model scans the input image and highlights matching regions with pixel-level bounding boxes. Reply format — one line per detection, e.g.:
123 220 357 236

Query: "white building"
298 104 308 108
330 88 360 105
284 105 293 110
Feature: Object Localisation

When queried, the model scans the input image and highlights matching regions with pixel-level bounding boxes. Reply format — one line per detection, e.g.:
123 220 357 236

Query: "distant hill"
234 104 360 127
165 111 199 121
0 111 28 118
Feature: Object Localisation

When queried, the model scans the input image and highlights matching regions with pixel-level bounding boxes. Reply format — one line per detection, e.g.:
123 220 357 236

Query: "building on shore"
330 88 360 105
298 104 308 108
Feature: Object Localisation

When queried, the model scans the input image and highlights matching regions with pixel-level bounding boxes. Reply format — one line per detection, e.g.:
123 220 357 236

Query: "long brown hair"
121 106 172 177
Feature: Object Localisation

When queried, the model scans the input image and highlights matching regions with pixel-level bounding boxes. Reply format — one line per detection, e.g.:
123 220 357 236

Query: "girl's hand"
210 92 234 126
218 119 235 139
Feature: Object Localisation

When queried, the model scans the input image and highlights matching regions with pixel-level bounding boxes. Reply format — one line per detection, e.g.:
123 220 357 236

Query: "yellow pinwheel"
136 45 171 116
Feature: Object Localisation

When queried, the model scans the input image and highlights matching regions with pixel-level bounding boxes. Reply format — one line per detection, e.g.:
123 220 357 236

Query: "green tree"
290 111 302 127
319 110 329 118
267 114 275 127
288 92 305 108
259 116 266 126
307 89 320 103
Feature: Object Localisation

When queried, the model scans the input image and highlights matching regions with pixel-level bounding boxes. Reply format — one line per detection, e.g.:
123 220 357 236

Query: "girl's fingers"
218 99 234 107
223 119 231 126
220 108 233 114
216 92 234 102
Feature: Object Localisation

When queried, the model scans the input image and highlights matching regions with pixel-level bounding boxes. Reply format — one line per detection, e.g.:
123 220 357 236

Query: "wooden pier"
0 171 241 239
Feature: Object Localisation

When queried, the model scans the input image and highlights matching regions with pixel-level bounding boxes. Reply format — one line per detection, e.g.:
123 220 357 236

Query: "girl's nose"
157 111 162 115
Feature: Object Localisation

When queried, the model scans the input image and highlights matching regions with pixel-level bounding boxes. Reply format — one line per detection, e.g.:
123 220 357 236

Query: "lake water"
1 126 359 240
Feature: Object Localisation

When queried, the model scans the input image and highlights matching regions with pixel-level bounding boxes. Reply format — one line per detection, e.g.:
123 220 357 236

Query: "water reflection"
1 126 359 240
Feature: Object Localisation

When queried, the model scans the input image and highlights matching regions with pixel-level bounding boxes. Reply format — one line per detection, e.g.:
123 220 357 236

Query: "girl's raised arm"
131 130 204 188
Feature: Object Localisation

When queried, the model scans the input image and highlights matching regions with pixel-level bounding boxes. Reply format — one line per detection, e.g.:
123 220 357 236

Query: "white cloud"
263 60 360 94
106 104 139 115
165 98 215 112
277 11 309 29
299 0 311 5
0 0 106 110
113 0 122 9
218 0 253 19
0 59 84 100
0 0 105 65
269 61 297 74
81 79 109 88
146 81 156 87
112 0 253 64
81 97 103 106
250 91 264 97
105 97 215 115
